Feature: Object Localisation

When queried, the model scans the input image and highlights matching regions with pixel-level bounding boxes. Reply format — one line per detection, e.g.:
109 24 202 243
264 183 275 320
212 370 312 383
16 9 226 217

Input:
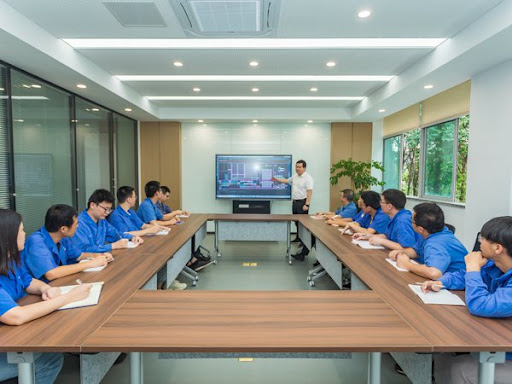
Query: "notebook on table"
57 282 104 310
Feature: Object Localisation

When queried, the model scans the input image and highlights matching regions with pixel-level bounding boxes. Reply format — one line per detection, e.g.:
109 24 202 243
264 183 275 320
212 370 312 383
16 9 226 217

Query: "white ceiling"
0 0 510 122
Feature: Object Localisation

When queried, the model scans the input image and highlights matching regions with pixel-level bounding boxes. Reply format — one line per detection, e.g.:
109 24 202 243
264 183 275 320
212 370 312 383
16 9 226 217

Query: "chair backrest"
446 223 456 234
473 232 481 252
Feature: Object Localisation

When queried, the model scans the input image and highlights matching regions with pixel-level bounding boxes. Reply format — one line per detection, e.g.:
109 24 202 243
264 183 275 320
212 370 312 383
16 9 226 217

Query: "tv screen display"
216 154 292 199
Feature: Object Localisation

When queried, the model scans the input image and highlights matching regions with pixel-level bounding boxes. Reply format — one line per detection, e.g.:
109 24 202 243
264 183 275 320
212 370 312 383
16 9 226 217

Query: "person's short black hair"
45 204 78 233
413 203 445 234
480 216 512 256
0 209 22 276
161 186 171 195
144 180 161 198
342 189 354 202
296 159 307 168
382 189 407 210
117 186 135 204
87 189 115 209
360 191 381 210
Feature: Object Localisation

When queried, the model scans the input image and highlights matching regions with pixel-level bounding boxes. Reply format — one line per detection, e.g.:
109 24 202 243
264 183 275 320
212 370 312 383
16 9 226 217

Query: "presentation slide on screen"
216 155 292 199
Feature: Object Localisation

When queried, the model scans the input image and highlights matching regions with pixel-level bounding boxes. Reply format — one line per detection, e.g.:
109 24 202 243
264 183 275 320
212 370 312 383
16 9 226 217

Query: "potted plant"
330 158 386 192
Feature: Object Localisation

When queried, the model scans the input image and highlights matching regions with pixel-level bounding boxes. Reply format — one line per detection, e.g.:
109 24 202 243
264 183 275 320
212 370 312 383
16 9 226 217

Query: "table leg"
472 351 505 384
368 352 381 384
214 221 220 264
7 352 35 384
287 221 291 265
130 352 143 384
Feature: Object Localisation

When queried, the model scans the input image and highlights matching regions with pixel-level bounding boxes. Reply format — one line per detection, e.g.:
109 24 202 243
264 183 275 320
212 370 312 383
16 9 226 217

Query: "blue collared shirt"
108 205 145 234
412 227 467 274
353 210 366 224
335 202 357 219
384 209 418 247
156 201 172 215
137 198 163 223
0 257 33 317
71 210 132 253
23 227 82 282
440 260 512 360
368 208 391 234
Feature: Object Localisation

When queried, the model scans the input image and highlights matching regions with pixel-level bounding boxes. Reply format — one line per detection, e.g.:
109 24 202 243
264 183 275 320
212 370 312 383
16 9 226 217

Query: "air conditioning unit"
170 0 281 37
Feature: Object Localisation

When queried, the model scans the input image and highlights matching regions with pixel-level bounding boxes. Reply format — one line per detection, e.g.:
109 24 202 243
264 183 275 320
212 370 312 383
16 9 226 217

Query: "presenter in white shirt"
273 159 314 260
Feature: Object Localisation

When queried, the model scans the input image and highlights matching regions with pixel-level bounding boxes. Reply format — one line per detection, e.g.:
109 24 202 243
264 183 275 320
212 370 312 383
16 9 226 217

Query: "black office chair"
473 232 481 252
446 223 456 234
0 377 18 384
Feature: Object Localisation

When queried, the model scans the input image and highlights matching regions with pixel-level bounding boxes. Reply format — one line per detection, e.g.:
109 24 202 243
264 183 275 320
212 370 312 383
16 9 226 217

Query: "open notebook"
351 239 385 249
57 282 104 310
409 284 466 306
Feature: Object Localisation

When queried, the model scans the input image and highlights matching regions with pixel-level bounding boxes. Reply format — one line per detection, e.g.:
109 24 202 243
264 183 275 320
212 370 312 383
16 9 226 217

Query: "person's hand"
102 252 114 262
326 219 334 225
112 239 129 249
174 209 184 216
131 236 144 245
146 225 162 234
88 255 109 268
352 233 369 240
421 280 443 293
396 254 410 269
169 218 178 225
42 286 62 301
465 251 487 272
302 205 309 211
182 210 191 216
388 250 401 261
368 236 384 246
271 177 279 182
65 284 92 303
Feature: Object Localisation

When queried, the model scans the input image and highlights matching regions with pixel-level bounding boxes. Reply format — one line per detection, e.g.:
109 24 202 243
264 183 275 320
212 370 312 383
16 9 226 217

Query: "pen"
415 282 445 289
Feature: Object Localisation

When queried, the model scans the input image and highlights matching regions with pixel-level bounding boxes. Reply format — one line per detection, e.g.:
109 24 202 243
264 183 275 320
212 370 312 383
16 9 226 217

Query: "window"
383 115 469 203
113 113 137 192
0 65 10 209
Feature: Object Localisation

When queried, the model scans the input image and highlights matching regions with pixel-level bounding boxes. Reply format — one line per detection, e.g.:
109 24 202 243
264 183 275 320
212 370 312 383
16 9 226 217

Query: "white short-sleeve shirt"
288 172 314 200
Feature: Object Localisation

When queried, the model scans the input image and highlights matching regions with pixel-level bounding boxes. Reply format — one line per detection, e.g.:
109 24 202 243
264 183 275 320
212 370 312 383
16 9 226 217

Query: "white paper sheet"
58 282 104 310
351 239 385 249
385 258 419 272
79 260 106 272
409 284 466 306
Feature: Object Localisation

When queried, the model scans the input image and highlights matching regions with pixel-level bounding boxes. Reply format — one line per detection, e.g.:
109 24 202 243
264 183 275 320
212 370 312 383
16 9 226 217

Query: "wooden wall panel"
140 122 182 210
330 123 373 211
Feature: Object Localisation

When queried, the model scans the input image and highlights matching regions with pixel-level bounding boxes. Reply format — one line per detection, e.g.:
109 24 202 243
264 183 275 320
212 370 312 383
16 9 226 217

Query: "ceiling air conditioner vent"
170 0 281 37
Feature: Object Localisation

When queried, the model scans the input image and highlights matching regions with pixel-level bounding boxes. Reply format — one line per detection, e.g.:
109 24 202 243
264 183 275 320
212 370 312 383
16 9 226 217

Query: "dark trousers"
292 199 309 214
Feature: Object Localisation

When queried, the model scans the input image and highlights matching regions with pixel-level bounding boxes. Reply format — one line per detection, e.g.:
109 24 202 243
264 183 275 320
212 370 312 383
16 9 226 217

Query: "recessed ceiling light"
14 119 24 123
22 84 31 88
249 61 259 67
326 61 336 67
378 109 386 113
193 87 201 92
358 10 372 18
117 75 393 82
124 108 132 112
0 88 4 91
251 88 259 92
173 61 183 67
424 84 434 89
77 84 87 89
310 87 318 92
31 84 41 89
65 38 445 49
91 108 99 111
198 119 204 123
307 120 313 123
252 120 258 123
147 96 365 101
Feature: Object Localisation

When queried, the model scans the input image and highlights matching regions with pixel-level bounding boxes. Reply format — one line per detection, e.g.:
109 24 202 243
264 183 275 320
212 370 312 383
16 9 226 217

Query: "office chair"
473 232 481 252
446 223 456 234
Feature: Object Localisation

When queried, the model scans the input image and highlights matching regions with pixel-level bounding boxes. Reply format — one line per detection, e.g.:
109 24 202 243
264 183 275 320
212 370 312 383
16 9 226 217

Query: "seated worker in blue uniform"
72 189 143 253
0 209 91 384
156 186 191 218
23 204 113 282
108 186 167 237
356 189 418 249
137 181 181 226
388 203 467 280
422 216 512 384
343 191 390 235
326 192 366 227
316 188 357 221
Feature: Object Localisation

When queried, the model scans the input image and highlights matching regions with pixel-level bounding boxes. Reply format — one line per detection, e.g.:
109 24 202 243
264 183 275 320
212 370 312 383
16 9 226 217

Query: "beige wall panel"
330 123 353 211
384 104 420 136
422 80 471 126
140 122 161 191
352 123 373 163
159 122 182 210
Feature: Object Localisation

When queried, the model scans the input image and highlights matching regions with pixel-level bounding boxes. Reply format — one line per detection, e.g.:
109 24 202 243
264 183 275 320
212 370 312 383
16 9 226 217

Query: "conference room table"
1 213 511 384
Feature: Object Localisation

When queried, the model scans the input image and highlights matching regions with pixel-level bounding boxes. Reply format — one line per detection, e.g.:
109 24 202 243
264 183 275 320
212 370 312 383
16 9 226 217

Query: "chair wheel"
307 276 311 282
309 280 315 287
192 281 197 287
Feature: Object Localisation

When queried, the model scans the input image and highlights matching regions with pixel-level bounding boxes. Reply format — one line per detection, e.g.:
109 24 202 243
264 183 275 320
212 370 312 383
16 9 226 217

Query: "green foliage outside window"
401 129 420 196
456 115 470 203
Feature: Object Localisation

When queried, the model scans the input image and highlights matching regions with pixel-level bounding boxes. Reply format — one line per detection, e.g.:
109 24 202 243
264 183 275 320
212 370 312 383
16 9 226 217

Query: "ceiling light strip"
146 96 364 101
64 38 445 49
117 75 394 82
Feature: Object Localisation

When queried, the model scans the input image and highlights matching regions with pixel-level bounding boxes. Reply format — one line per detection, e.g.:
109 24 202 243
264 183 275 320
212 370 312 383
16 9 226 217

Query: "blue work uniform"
0 258 32 317
335 202 357 219
439 260 512 360
108 205 145 234
71 210 132 253
156 201 172 215
412 227 467 274
384 209 418 247
353 210 366 224
23 227 82 282
368 208 390 234
137 198 163 223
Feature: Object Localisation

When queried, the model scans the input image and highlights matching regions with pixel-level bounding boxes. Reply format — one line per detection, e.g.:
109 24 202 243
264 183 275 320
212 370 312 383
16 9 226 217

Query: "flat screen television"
216 154 292 199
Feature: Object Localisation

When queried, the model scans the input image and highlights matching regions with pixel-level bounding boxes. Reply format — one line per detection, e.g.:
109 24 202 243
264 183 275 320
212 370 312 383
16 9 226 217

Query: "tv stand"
232 200 271 214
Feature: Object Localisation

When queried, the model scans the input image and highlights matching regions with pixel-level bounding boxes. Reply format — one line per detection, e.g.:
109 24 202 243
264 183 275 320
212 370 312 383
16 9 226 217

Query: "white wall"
371 119 384 192
463 59 512 248
181 122 331 215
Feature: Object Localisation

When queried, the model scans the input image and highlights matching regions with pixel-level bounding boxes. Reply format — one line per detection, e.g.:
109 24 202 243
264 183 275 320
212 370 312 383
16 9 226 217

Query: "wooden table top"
82 290 431 353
